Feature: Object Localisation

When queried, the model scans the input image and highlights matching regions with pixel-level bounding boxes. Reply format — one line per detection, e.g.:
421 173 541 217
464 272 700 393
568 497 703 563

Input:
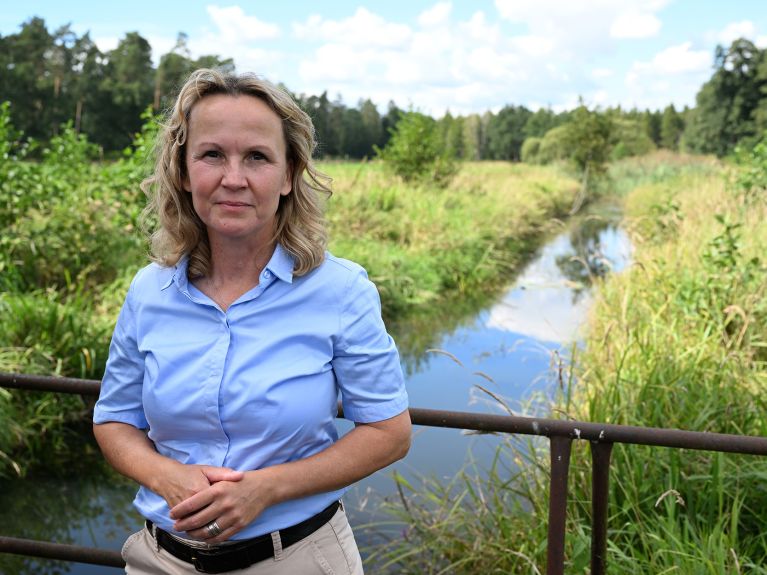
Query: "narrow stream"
0 202 632 574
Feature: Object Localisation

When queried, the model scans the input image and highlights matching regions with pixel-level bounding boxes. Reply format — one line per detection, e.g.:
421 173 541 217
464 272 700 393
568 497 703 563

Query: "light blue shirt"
93 244 408 540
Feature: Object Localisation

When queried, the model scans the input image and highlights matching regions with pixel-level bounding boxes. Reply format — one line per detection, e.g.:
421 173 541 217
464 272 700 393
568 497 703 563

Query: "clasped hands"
157 462 272 544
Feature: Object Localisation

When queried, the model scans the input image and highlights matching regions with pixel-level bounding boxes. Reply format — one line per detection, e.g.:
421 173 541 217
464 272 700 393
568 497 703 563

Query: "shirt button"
264 271 271 278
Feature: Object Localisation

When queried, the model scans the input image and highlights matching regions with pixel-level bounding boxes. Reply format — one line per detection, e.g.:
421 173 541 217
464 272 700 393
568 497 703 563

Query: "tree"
660 104 684 150
376 111 457 186
100 32 154 150
485 105 532 161
524 107 561 139
563 104 613 210
358 98 383 157
563 104 613 175
0 17 56 139
683 38 764 155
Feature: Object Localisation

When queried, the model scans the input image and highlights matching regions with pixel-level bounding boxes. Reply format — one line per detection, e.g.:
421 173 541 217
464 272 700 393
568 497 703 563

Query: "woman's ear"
281 162 293 197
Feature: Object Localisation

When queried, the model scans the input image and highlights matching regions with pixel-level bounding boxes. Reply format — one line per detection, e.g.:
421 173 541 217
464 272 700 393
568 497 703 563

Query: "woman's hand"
169 410 411 543
152 462 245 509
169 469 275 543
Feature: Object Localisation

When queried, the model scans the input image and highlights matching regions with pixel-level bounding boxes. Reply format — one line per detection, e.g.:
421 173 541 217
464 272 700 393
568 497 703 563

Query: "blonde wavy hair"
141 68 331 278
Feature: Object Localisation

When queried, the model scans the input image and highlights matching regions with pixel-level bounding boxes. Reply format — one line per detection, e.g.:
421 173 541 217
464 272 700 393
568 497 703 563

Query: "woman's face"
183 94 292 248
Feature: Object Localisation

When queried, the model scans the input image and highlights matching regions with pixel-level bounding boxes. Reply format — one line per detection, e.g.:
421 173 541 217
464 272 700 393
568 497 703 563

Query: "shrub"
376 111 458 187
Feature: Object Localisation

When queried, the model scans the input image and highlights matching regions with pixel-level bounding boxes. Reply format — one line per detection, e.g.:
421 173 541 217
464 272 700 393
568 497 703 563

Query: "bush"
376 111 458 187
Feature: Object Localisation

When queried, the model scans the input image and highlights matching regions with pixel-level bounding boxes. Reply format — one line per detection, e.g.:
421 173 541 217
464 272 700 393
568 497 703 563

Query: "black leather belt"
146 501 340 573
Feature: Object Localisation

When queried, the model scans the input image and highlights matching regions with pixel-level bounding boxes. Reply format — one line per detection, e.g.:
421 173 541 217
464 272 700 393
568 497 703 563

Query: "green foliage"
732 138 767 202
609 118 656 160
564 104 614 176
660 104 685 150
373 156 767 573
519 136 541 163
683 38 766 156
527 124 571 164
376 111 458 187
0 109 150 475
485 105 532 161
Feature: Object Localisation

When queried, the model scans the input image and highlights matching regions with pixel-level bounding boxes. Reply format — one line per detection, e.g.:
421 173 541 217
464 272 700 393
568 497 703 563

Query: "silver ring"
206 521 222 537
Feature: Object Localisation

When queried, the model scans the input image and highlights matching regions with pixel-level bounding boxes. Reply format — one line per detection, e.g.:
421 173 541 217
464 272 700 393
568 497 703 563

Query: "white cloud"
717 20 756 45
293 8 411 48
418 2 452 28
631 41 711 76
610 10 661 38
206 5 281 41
592 67 613 78
93 35 119 54
624 41 712 109
495 0 668 49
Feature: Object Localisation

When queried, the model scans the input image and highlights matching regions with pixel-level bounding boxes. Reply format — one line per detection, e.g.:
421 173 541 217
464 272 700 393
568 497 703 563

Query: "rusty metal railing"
1 372 767 574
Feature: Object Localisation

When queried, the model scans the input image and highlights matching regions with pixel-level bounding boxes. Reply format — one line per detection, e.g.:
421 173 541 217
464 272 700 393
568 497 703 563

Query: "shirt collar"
266 243 295 284
160 245 295 291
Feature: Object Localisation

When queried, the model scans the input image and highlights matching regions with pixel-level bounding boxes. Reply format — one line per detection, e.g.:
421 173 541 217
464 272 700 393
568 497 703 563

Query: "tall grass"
323 160 579 318
370 154 767 573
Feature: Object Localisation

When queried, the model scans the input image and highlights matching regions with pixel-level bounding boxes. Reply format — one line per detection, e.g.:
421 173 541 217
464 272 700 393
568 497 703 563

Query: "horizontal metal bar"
405 407 767 455
0 536 124 568
0 373 100 395
3 372 767 456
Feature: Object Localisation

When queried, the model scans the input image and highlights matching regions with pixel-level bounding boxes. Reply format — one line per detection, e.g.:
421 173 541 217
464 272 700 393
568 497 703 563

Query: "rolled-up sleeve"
93 281 148 429
333 268 408 423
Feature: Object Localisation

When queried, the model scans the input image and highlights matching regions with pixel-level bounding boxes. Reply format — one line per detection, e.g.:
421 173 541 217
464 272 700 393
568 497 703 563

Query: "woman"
93 68 411 575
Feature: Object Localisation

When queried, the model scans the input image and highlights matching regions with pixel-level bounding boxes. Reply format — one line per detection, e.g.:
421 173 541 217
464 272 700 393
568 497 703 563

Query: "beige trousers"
122 507 364 575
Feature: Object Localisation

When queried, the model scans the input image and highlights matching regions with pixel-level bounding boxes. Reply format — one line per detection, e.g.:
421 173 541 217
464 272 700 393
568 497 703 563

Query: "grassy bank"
0 108 580 476
324 160 578 318
371 153 767 573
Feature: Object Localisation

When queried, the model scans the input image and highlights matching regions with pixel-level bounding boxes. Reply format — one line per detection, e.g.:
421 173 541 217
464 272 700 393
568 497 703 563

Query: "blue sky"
3 1 767 115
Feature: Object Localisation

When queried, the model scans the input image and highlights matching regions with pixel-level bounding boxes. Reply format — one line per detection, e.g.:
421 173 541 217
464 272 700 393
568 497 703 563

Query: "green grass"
369 154 767 573
323 160 579 318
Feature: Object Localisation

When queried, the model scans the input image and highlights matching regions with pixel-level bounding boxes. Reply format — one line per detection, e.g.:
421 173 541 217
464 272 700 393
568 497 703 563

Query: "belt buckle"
190 551 216 574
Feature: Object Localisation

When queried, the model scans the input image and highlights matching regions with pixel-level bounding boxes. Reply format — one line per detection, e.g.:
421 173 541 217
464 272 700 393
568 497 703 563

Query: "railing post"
547 436 573 575
590 442 613 575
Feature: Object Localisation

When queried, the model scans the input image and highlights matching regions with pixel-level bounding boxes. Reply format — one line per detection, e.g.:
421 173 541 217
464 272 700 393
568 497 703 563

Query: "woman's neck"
196 240 276 310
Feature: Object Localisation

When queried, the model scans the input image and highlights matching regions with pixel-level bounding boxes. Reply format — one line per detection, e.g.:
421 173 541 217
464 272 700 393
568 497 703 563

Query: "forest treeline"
1 17 766 161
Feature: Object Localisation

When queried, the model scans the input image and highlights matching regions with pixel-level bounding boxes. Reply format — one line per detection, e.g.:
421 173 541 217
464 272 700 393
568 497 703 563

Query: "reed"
369 154 767 573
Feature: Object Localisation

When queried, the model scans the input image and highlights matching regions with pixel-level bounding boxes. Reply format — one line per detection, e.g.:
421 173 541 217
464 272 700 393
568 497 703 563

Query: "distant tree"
100 32 154 150
660 104 684 150
461 114 483 160
683 38 764 155
520 137 542 163
358 98 384 156
154 33 234 112
439 111 465 159
524 107 561 139
380 100 403 149
0 17 55 139
643 109 662 146
485 105 532 161
565 104 613 177
535 124 570 164
610 117 656 159
376 111 457 186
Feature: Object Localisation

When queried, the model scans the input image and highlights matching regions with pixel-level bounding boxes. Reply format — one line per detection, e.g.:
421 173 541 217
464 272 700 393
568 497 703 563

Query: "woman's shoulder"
310 251 370 287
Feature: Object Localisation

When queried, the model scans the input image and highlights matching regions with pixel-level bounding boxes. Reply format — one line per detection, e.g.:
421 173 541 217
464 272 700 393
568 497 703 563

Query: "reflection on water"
0 203 632 574
348 202 632 545
0 455 140 575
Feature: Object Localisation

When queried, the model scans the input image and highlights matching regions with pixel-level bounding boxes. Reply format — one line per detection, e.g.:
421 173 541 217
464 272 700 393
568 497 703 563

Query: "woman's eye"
203 150 221 159
248 151 266 161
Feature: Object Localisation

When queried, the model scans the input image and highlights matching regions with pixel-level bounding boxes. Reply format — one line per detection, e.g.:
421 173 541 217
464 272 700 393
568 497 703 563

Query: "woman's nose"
222 161 247 188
